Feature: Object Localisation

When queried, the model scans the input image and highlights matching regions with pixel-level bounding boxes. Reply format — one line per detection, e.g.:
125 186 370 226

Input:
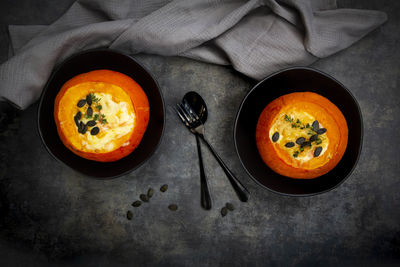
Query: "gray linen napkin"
0 0 387 110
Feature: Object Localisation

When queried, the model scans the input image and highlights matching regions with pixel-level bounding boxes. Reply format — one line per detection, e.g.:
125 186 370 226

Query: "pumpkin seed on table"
312 120 319 131
285 142 295 148
77 99 86 107
132 201 141 207
160 184 168 192
296 137 305 145
86 94 92 106
168 204 178 211
126 210 133 220
272 132 279 142
226 203 234 211
140 194 149 202
317 128 327 134
221 207 228 217
147 188 154 198
90 127 100 135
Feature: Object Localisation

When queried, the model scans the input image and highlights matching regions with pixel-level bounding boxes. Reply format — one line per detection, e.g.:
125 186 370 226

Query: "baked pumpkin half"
54 69 150 162
256 92 348 179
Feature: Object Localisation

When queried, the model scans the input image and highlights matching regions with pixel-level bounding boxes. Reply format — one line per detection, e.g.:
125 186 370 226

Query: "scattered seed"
226 203 234 211
87 120 96 127
310 134 318 142
90 126 99 135
221 207 228 217
140 194 149 202
147 188 154 198
314 147 323 157
296 137 306 145
168 204 178 211
132 201 141 207
77 99 86 107
312 120 319 131
76 111 82 120
160 184 168 192
272 132 279 142
317 128 327 134
86 106 93 117
285 142 295 148
126 210 133 220
86 94 92 106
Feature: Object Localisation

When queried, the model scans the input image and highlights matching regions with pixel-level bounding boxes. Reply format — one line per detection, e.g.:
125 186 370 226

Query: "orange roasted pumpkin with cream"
256 92 348 179
54 70 149 162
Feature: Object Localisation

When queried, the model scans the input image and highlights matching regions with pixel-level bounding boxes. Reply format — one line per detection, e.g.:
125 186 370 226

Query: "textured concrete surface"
0 0 399 266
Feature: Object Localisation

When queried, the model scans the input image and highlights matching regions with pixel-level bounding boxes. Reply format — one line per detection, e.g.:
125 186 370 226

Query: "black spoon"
183 92 212 210
183 91 250 202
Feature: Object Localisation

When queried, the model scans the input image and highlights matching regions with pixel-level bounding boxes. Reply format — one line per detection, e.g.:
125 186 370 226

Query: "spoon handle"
199 135 250 202
195 134 212 210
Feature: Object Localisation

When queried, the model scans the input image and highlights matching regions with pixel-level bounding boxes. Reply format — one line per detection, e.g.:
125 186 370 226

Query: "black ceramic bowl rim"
37 48 165 179
233 66 363 197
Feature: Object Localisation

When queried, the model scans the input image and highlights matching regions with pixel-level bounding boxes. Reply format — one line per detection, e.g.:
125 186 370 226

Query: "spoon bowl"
183 91 208 123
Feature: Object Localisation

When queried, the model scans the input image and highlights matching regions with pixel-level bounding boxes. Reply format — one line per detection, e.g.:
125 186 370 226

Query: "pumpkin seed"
296 137 305 145
81 124 88 134
312 120 319 131
86 107 93 117
86 94 92 106
126 210 133 220
90 126 99 135
76 111 82 120
285 142 295 148
301 141 311 148
132 201 141 207
77 99 86 107
310 134 318 142
272 132 279 142
78 121 84 133
221 207 228 217
140 194 149 202
87 120 96 127
226 203 234 211
317 128 327 134
147 188 154 198
168 204 178 211
314 146 323 157
160 184 168 192
74 115 80 127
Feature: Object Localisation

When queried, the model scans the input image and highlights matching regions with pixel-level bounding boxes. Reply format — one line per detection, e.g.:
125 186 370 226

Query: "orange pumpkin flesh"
54 70 149 162
256 92 348 179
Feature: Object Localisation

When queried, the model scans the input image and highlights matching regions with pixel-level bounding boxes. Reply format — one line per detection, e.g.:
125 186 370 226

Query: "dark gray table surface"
0 0 399 266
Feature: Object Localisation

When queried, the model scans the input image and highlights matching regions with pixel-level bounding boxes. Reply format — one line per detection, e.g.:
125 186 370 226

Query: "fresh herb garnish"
316 138 322 145
100 114 108 124
89 93 101 103
293 151 299 158
93 114 99 121
284 114 293 122
96 104 102 111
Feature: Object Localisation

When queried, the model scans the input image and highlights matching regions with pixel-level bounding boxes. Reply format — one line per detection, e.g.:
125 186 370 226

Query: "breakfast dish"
54 70 149 162
255 92 348 179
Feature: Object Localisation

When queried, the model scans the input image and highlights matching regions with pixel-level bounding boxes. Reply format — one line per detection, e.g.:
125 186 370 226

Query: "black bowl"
234 67 363 196
38 49 165 178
